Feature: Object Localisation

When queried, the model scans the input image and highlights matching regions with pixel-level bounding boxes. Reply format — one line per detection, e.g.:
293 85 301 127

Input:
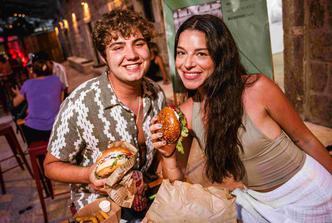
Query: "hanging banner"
162 0 273 93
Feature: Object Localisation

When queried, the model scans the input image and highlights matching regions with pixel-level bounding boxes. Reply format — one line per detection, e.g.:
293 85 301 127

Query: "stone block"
310 32 332 61
67 56 94 74
309 62 328 92
307 95 332 127
327 64 332 94
328 1 332 27
309 1 324 29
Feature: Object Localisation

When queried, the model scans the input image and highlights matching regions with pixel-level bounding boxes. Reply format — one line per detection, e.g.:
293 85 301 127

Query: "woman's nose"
184 55 195 69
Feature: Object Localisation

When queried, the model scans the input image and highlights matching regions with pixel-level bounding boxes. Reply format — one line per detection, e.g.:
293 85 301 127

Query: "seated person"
32 51 69 97
145 42 170 84
12 53 65 145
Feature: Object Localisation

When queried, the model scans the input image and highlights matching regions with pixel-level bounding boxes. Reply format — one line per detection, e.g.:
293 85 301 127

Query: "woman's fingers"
152 140 167 149
150 131 162 141
150 122 162 133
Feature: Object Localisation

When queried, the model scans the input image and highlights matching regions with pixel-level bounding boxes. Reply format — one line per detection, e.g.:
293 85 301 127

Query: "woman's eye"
197 52 208 57
176 51 185 56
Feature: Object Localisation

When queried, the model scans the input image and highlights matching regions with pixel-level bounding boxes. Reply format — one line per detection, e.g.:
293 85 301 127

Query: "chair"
28 141 53 223
28 141 70 223
0 120 33 194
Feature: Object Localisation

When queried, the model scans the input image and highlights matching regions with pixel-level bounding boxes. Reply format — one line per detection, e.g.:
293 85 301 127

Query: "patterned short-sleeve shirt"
48 72 166 209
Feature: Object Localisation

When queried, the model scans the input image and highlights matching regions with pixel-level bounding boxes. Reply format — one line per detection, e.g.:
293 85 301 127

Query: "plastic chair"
0 120 33 194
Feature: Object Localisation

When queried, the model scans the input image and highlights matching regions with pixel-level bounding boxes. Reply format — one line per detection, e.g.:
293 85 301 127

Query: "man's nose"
125 46 139 60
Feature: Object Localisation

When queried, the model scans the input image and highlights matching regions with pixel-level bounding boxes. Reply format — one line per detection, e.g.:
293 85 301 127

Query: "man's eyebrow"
133 38 147 43
109 42 125 48
108 38 146 48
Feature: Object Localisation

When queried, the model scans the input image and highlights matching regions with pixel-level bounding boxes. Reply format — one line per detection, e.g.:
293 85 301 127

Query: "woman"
150 14 332 222
12 52 64 145
145 42 170 84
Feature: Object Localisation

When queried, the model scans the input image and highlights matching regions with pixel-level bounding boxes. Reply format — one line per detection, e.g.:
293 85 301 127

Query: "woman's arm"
150 119 184 181
257 75 332 173
155 56 169 84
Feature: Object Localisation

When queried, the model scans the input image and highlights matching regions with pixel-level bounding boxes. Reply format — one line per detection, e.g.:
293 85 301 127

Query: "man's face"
105 31 150 84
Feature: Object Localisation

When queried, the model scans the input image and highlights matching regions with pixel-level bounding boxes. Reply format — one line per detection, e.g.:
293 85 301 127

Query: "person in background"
0 53 13 113
33 51 69 96
44 9 168 221
150 14 332 222
145 42 170 84
11 52 65 145
0 53 13 77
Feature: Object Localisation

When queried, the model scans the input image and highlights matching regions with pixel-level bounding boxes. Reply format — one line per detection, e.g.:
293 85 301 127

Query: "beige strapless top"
192 101 305 190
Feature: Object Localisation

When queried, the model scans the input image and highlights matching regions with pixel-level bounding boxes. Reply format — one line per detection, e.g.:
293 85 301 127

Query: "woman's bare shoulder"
244 74 280 97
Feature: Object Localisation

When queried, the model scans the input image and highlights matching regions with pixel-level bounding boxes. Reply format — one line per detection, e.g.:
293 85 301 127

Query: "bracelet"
161 149 176 158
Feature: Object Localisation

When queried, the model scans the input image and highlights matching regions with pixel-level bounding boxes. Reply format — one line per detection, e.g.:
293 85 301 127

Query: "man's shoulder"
67 75 102 100
53 61 64 68
143 77 163 95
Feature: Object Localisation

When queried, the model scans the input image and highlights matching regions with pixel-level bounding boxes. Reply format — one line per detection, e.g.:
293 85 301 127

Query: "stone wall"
304 0 332 127
283 0 305 115
284 0 332 127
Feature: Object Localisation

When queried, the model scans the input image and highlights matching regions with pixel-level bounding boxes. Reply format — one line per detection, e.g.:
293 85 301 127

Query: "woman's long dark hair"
175 14 247 183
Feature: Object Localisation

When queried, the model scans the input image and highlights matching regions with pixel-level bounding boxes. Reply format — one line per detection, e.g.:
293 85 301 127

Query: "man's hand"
88 164 108 194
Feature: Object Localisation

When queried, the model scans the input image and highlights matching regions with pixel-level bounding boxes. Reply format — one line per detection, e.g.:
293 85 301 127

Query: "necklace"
136 96 142 125
108 73 142 124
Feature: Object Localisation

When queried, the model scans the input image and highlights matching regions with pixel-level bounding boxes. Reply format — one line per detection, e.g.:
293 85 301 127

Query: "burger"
95 146 134 178
156 106 189 154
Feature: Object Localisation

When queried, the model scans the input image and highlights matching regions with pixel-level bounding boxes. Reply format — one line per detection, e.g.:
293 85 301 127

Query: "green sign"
162 0 273 93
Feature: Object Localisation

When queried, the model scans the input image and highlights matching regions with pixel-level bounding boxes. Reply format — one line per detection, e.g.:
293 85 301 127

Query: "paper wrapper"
74 198 121 223
101 141 138 208
143 180 237 223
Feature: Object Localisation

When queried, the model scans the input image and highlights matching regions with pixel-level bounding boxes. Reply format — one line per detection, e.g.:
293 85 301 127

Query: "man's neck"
108 73 142 104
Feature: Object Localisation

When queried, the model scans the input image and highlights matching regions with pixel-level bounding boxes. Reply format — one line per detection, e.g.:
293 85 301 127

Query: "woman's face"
175 29 215 90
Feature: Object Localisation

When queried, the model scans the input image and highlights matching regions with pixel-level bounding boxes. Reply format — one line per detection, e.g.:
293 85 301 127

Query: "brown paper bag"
74 198 121 223
143 180 237 223
102 141 138 208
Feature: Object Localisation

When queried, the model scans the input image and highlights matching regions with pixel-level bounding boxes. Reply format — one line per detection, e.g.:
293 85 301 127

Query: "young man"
44 9 167 218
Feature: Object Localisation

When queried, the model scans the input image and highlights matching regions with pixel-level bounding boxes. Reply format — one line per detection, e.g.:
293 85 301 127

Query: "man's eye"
111 46 123 51
136 42 145 47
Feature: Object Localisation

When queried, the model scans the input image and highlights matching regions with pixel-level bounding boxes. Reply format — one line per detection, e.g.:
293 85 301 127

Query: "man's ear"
99 53 107 64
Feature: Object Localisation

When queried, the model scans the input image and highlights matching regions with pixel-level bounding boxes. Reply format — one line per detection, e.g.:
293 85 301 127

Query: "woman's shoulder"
244 74 278 92
243 74 283 105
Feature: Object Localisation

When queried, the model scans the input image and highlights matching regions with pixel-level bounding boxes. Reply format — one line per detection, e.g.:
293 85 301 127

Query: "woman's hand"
11 85 25 107
88 164 108 194
150 116 176 158
11 85 20 96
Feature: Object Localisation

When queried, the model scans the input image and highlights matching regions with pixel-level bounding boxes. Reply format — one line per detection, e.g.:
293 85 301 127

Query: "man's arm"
44 152 107 190
44 152 90 183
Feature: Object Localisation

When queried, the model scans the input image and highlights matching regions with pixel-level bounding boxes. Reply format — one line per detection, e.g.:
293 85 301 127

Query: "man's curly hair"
93 9 155 58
